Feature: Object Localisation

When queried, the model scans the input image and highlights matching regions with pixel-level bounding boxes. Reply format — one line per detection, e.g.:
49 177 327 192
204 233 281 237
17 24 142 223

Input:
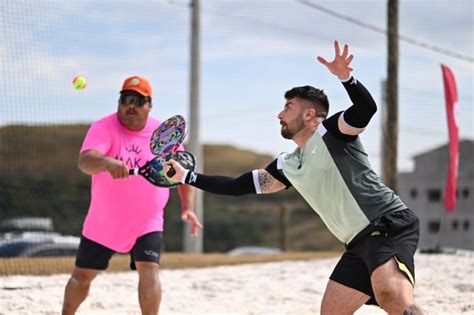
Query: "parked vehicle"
0 217 79 257
227 246 282 256
0 217 54 233
0 234 80 257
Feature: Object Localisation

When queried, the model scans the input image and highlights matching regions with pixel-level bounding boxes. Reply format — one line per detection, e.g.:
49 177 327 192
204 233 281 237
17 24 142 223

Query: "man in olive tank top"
167 41 426 315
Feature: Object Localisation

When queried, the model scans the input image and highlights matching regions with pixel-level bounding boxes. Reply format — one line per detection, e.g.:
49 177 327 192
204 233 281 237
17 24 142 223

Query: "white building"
398 140 473 251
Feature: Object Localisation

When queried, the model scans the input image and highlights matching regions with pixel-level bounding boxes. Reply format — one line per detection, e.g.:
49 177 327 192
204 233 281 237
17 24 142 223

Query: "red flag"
441 64 459 212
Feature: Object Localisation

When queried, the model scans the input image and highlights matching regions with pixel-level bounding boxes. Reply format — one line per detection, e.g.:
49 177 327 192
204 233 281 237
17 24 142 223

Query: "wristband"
181 169 190 184
340 74 353 83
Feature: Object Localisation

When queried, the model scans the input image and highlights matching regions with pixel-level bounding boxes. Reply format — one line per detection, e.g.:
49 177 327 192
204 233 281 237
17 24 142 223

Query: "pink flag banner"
441 64 459 212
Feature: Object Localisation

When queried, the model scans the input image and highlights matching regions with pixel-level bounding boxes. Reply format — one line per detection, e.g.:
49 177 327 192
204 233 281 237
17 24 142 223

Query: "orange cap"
120 76 152 98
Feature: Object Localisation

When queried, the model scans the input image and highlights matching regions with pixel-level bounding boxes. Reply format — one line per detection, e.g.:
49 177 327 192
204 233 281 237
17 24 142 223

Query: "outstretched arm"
165 160 286 196
318 40 377 136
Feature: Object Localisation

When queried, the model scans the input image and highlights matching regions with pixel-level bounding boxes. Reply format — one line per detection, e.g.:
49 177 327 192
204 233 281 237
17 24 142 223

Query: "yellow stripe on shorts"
395 256 415 286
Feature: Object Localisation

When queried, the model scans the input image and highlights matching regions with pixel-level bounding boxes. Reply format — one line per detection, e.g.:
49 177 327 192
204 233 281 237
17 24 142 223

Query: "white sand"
0 252 473 315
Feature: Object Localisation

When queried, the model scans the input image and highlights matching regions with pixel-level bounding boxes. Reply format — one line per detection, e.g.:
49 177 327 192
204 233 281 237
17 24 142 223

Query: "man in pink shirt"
62 76 202 315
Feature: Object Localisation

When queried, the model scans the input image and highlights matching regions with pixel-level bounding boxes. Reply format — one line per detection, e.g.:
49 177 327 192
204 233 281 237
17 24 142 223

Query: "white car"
0 232 79 257
227 246 282 256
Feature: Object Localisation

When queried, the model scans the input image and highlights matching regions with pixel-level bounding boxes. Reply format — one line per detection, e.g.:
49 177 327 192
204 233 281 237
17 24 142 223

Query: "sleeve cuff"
181 169 190 184
252 170 262 194
340 74 353 83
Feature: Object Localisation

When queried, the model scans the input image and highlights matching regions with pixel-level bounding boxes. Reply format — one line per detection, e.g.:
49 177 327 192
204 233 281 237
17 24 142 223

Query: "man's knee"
374 286 394 306
70 268 99 286
375 286 416 314
136 262 160 281
372 257 417 311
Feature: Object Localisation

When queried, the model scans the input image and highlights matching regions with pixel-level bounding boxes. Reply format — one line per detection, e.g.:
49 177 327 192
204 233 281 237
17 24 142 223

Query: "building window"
428 220 440 234
410 189 418 199
463 220 470 231
427 189 441 202
452 220 459 230
462 188 470 199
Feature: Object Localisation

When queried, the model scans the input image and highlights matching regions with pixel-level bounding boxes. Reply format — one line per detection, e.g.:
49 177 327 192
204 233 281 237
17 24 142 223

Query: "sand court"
1 252 472 314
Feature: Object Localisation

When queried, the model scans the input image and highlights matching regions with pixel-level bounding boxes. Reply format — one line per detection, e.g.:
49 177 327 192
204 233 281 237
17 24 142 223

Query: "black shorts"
329 209 419 305
75 231 163 270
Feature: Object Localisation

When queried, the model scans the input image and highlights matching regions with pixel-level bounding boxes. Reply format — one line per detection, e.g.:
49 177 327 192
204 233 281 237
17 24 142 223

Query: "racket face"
150 115 186 156
173 151 195 171
146 151 196 187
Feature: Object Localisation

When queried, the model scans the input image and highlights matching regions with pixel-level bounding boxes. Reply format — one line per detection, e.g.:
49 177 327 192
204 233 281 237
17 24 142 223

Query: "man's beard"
280 117 305 139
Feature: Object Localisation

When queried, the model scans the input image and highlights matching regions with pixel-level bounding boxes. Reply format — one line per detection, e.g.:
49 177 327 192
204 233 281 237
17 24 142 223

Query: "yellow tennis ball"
72 76 87 90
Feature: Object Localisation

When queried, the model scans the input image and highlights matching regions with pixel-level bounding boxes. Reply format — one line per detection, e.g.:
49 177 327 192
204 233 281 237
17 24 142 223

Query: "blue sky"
1 0 472 173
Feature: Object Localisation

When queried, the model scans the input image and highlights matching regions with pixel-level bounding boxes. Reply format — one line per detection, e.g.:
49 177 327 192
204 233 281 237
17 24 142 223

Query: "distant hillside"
0 125 273 179
0 124 89 180
0 124 341 251
203 144 273 175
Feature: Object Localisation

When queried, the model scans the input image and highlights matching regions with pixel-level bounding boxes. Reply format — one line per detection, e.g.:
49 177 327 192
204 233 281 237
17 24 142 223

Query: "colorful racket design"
129 151 196 187
150 115 187 157
129 115 191 187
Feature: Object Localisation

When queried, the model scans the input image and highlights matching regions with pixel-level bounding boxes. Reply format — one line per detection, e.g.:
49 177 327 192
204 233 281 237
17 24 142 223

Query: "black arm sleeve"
265 159 292 188
322 111 356 141
184 171 256 196
340 77 377 128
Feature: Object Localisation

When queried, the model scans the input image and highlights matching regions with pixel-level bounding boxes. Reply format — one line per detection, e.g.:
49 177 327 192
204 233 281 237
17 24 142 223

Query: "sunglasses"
119 94 150 107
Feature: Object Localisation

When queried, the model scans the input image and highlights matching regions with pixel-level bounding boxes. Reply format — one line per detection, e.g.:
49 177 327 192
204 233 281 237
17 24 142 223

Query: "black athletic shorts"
329 209 419 306
75 231 163 270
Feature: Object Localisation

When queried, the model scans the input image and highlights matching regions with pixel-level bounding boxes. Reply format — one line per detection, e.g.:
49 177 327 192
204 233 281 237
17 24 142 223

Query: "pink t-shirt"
80 113 180 252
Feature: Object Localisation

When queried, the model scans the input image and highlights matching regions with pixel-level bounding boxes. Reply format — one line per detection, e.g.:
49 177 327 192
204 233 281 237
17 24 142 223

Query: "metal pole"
384 0 399 192
183 0 203 253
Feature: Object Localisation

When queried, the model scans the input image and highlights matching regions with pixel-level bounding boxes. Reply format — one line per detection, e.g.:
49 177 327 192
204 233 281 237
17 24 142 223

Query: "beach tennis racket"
149 114 187 178
150 114 187 158
129 151 196 187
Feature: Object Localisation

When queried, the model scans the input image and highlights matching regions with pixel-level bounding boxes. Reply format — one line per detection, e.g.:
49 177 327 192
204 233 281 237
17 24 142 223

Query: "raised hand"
317 40 354 80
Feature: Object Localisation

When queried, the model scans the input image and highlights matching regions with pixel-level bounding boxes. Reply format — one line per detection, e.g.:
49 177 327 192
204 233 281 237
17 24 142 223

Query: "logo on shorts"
371 230 381 236
144 250 159 257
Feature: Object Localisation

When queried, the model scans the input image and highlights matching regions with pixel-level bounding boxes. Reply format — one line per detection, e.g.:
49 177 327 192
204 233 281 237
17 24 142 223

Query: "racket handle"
129 169 138 175
167 166 176 177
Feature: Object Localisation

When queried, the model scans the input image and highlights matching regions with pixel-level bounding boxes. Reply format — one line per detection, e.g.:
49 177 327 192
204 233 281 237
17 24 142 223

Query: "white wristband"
340 74 353 82
181 169 190 184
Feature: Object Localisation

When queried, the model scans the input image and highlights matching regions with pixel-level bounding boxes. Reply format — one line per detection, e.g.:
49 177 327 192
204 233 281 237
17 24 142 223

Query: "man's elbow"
368 99 378 115
77 154 88 174
77 151 100 175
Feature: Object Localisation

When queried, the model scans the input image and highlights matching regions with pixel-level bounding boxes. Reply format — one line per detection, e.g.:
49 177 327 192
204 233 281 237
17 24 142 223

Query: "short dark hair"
284 85 329 118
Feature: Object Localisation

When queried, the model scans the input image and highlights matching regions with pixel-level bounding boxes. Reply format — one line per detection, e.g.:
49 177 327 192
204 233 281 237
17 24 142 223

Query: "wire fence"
1 0 472 274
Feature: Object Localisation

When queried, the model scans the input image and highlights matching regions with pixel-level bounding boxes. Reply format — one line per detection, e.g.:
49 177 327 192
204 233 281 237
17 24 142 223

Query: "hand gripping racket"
129 115 190 187
129 151 196 187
